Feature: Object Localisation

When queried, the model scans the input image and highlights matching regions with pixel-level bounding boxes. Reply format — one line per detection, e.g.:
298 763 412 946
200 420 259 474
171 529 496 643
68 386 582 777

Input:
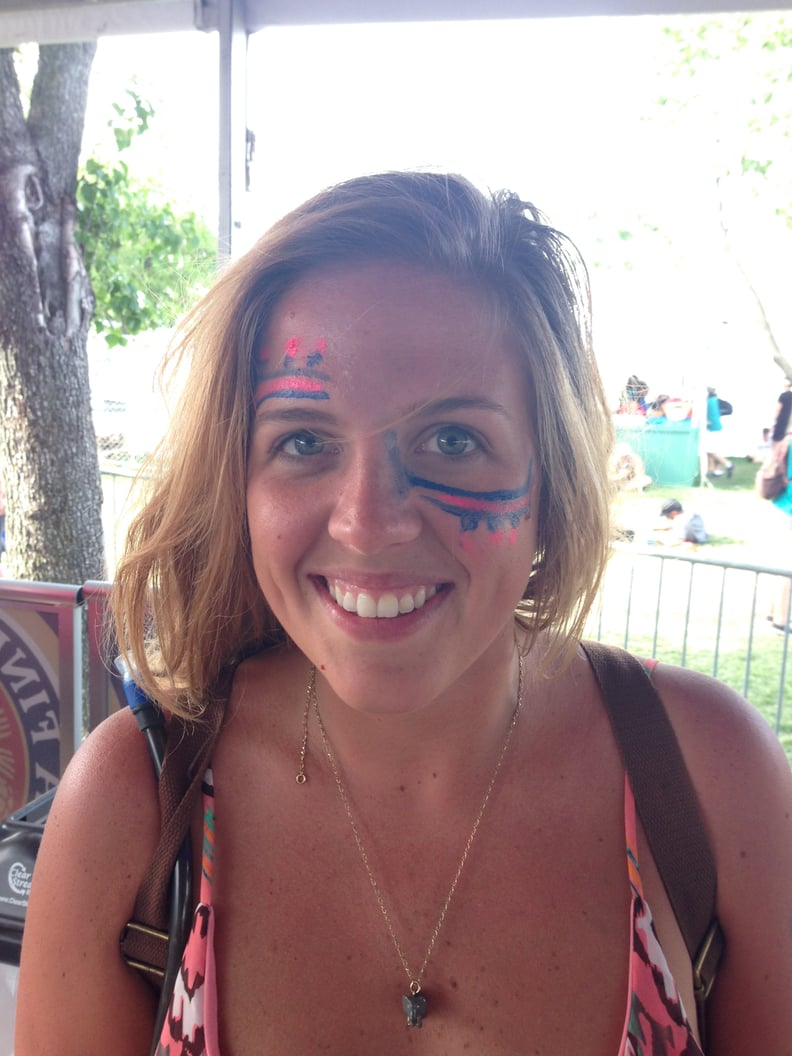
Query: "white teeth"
356 593 378 618
327 581 438 618
377 593 400 618
398 593 415 614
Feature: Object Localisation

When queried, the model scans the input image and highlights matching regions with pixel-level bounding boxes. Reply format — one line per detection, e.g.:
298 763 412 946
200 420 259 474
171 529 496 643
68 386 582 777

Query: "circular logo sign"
0 612 61 819
8 859 33 900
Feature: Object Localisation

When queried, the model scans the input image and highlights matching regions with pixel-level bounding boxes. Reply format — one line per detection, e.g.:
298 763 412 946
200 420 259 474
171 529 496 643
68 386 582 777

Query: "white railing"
587 544 792 743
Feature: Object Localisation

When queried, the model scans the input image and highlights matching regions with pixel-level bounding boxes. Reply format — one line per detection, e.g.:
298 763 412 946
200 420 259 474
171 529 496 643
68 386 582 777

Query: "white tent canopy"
1 0 790 253
0 0 790 42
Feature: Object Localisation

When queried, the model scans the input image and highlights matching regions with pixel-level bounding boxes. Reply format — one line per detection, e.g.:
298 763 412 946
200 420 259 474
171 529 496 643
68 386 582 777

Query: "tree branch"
0 48 29 150
716 175 792 377
28 42 96 201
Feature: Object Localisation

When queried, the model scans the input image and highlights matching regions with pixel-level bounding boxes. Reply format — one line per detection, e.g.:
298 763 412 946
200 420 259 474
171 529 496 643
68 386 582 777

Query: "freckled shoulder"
15 707 161 1055
223 645 310 732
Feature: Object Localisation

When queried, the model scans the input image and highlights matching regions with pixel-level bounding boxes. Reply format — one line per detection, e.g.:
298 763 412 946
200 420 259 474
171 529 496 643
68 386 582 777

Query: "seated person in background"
645 394 670 424
658 499 708 545
609 442 652 492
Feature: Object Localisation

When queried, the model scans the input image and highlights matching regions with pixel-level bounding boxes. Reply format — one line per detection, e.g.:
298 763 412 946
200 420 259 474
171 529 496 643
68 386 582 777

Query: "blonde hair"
112 171 612 716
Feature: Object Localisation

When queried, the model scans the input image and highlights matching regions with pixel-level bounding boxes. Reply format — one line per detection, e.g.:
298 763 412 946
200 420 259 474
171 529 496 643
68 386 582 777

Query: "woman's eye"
280 431 327 457
425 425 479 457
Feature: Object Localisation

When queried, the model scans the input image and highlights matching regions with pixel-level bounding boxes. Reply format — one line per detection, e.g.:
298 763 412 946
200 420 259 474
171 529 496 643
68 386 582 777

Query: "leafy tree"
77 89 215 347
0 44 216 583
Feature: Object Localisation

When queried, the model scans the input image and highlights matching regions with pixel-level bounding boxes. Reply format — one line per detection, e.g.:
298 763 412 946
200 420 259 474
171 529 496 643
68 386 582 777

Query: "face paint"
385 429 533 534
254 338 330 408
409 463 533 533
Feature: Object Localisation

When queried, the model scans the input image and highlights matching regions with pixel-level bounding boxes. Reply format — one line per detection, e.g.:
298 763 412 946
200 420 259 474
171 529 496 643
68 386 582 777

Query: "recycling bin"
614 419 700 488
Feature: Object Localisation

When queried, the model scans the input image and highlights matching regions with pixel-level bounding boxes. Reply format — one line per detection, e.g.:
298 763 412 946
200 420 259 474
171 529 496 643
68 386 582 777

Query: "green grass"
591 625 792 763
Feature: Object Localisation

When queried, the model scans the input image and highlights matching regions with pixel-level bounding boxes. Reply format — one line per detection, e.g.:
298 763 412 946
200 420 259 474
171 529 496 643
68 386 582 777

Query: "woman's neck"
306 633 531 804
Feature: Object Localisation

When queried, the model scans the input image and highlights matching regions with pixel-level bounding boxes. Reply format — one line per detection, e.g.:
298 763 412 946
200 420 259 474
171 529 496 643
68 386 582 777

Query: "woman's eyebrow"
407 395 513 418
253 395 514 427
252 406 339 426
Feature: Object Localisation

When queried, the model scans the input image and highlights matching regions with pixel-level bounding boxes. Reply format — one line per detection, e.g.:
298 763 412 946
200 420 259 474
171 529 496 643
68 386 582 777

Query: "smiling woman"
245 261 540 711
13 171 792 1056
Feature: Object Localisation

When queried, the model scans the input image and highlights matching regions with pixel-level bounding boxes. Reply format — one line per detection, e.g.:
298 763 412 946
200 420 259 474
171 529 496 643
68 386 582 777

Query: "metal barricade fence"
586 544 792 749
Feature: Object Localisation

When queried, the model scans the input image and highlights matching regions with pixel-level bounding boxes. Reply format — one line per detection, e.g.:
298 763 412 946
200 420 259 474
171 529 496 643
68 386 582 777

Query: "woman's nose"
327 438 422 553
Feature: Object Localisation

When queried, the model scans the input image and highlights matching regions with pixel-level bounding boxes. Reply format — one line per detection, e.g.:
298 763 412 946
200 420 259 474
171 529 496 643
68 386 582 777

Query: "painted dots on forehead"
253 336 331 409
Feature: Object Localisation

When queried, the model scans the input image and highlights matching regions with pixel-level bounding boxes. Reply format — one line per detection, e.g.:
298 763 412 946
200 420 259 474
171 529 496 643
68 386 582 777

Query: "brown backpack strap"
580 640 725 1047
119 679 227 987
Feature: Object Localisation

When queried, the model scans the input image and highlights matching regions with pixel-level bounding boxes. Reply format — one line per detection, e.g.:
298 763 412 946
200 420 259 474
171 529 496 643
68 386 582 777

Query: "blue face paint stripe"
254 389 330 408
384 437 533 533
404 470 532 503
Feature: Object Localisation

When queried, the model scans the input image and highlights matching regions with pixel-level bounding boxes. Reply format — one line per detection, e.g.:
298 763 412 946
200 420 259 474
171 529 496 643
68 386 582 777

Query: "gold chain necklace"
297 656 525 1028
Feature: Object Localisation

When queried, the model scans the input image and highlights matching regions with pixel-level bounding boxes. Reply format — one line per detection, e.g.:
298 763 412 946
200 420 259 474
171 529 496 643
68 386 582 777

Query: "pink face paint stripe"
422 495 531 532
419 492 531 515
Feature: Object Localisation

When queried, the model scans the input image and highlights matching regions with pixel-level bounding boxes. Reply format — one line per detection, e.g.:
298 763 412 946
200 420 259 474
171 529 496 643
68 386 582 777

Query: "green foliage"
591 13 792 305
109 90 154 152
658 14 792 200
76 88 216 347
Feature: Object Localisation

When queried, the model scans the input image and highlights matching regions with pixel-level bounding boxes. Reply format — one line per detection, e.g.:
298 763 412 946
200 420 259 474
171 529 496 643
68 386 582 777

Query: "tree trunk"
0 43 105 584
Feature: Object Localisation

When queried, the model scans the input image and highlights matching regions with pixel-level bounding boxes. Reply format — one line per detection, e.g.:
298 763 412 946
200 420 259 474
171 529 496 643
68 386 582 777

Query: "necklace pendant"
402 991 427 1028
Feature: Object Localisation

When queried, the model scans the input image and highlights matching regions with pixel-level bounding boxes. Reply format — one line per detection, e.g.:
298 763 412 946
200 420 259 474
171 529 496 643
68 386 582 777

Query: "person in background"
750 427 772 463
15 171 792 1056
705 387 733 478
658 498 708 545
766 429 792 634
618 374 648 414
771 377 792 456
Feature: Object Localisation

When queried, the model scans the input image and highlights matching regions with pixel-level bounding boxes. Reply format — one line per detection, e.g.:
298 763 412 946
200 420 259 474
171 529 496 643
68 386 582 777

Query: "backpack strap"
119 679 227 989
580 640 724 1048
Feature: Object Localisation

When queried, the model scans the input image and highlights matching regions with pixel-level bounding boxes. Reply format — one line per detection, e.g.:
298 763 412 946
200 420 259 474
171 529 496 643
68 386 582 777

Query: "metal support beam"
243 0 792 28
217 0 247 260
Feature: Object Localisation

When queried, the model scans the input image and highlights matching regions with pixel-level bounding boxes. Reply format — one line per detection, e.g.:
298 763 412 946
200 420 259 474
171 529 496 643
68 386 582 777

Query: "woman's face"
246 262 539 712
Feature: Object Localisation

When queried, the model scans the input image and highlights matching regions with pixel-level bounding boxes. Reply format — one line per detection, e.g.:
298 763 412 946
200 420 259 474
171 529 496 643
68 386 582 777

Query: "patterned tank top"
155 770 705 1056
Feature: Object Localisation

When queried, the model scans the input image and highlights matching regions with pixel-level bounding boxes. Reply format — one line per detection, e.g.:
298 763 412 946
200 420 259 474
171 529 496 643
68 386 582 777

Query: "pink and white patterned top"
155 772 705 1056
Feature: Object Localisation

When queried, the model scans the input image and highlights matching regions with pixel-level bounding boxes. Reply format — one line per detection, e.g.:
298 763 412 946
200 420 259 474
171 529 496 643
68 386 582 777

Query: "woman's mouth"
325 579 439 618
